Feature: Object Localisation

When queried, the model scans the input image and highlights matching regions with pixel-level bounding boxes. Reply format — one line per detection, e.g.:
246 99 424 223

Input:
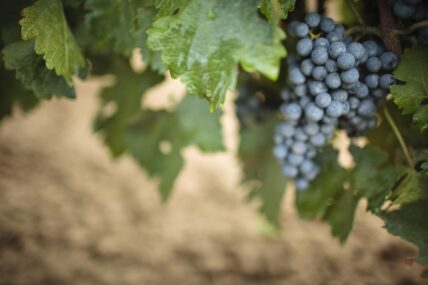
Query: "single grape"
308 80 328 95
325 72 341 89
296 178 309 190
366 56 382 72
281 103 302 121
342 101 351 114
363 40 382 57
320 16 335 32
310 132 326 146
305 12 321 28
297 37 314 57
314 37 330 48
341 68 359 84
351 81 369 98
328 42 346 59
311 47 329 65
294 84 308 97
324 59 338 72
337 52 356 70
347 42 366 61
288 66 306 85
379 74 395 90
348 97 360 109
300 160 315 175
289 153 305 166
295 22 310 37
299 96 311 107
283 165 298 177
277 123 295 138
380 52 399 71
326 100 344 117
312 66 328 80
305 103 324 121
321 124 335 135
358 99 377 116
304 123 320 136
292 141 307 155
273 145 288 160
327 31 342 42
301 59 314 76
281 88 292 100
364 74 379 89
331 89 348 102
295 128 309 141
315 92 332 108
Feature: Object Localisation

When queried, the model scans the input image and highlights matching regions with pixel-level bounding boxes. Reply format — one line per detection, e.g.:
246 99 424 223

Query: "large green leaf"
84 0 142 56
391 46 428 132
19 0 85 85
350 145 396 211
148 0 286 110
124 95 224 200
239 116 288 225
2 41 74 99
0 64 39 120
94 60 164 157
390 169 428 205
125 110 184 200
380 199 428 265
258 0 295 23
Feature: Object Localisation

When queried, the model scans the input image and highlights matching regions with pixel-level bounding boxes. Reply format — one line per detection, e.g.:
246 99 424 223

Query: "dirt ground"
0 77 427 285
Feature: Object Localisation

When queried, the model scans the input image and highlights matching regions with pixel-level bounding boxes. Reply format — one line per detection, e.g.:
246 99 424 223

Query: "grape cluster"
388 0 428 44
274 13 398 190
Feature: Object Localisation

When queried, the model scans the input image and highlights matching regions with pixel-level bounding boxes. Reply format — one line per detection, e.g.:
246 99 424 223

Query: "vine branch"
377 0 402 56
398 20 428 35
383 108 414 169
346 0 365 25
344 25 380 37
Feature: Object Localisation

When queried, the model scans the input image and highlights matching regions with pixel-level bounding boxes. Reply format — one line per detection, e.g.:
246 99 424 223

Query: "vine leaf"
19 0 85 85
155 0 189 17
124 96 224 200
84 0 142 56
350 145 396 211
148 0 286 110
137 7 166 73
94 60 164 157
380 199 428 265
390 169 428 205
391 46 428 132
239 116 288 226
0 64 39 120
258 0 296 23
2 41 74 99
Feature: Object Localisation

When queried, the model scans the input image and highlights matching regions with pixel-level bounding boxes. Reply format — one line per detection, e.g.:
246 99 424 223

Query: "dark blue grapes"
275 13 399 191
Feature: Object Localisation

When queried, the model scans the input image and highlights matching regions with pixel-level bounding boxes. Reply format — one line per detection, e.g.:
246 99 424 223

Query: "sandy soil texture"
0 78 426 285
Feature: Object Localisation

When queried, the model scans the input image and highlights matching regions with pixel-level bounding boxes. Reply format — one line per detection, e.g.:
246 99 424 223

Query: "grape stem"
346 0 365 25
344 25 381 37
398 20 428 35
383 108 414 168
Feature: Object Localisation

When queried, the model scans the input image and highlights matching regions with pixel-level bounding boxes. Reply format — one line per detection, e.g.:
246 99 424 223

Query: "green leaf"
19 0 85 85
176 96 224 152
350 145 396 211
148 0 286 110
296 146 348 219
2 41 75 99
380 199 428 265
239 116 288 225
124 95 224 200
324 189 360 243
0 64 39 120
84 0 142 56
137 7 166 73
94 60 164 157
391 46 428 132
391 169 428 205
125 110 184 200
259 0 295 23
155 0 189 17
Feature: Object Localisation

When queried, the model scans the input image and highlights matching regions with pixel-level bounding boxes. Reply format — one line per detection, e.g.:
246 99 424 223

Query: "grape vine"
0 0 427 278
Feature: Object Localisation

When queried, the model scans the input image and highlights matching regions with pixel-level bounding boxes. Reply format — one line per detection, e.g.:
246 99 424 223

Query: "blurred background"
0 76 427 285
